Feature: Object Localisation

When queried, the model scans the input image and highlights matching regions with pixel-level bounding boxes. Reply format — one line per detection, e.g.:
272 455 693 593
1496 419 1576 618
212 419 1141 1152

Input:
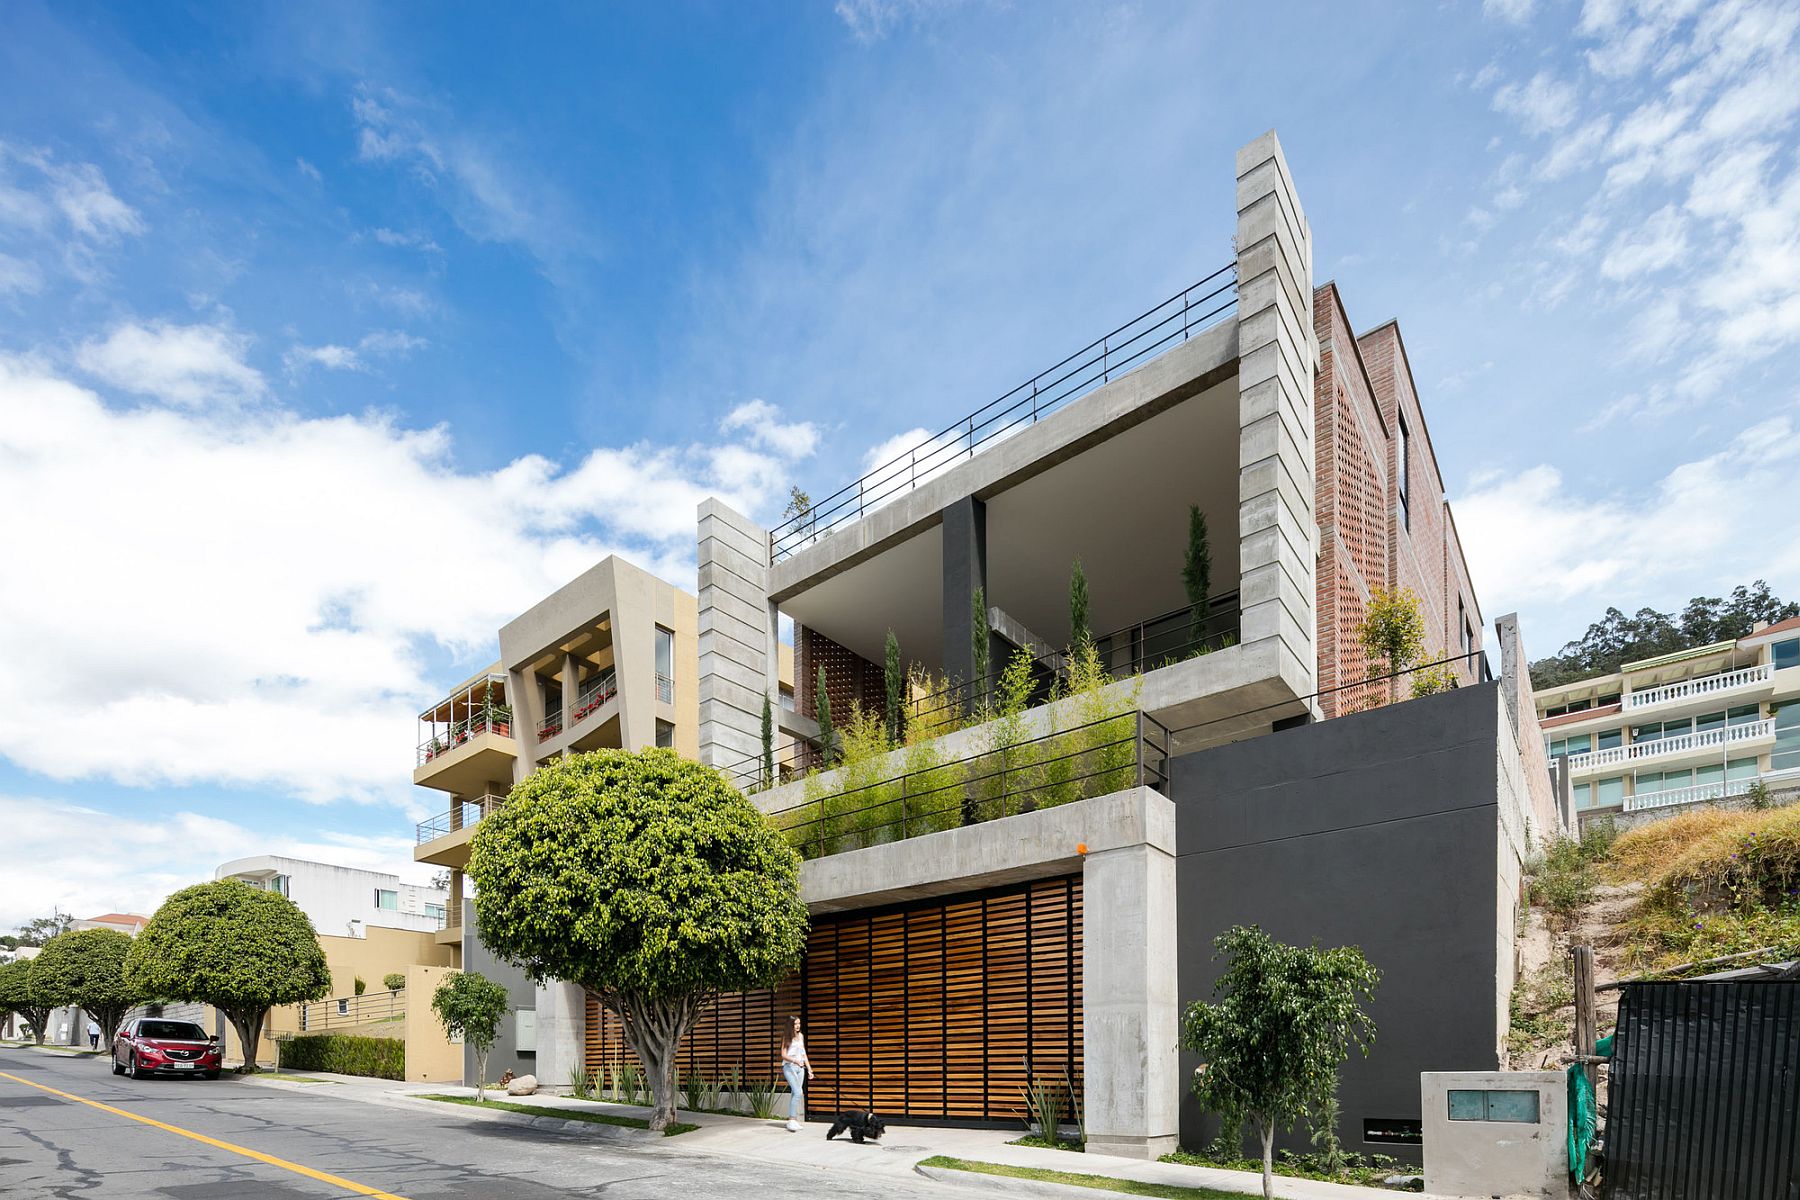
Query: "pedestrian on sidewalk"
86 1019 100 1050
780 1015 813 1133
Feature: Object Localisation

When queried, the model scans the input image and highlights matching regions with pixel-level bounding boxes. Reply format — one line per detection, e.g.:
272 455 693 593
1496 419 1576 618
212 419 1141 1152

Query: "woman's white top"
784 1033 807 1066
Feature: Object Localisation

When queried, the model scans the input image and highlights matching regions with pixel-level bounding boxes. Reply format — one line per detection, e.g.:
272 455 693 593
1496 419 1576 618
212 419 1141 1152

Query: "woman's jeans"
783 1061 805 1120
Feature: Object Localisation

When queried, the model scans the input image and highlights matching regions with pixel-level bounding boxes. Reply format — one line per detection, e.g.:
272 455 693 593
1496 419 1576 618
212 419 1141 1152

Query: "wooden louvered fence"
585 875 1082 1124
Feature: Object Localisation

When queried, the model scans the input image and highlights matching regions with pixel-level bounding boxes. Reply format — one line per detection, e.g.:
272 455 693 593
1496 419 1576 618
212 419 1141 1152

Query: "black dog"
825 1109 887 1144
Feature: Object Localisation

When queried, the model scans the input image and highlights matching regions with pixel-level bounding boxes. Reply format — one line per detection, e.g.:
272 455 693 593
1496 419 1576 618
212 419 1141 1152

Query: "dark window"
137 1020 208 1040
1396 413 1410 529
1774 638 1799 672
1364 1117 1422 1144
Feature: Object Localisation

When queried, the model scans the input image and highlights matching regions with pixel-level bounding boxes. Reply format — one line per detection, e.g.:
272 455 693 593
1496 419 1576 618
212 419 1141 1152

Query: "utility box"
1421 1071 1571 1199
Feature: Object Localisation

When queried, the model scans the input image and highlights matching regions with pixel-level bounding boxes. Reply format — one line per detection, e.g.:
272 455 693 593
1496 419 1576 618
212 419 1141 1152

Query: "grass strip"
417 1094 698 1136
918 1156 1241 1199
260 1073 338 1084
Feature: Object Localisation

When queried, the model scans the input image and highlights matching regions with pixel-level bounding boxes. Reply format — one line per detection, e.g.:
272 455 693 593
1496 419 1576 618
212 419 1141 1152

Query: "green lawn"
918 1157 1243 1199
416 1094 698 1136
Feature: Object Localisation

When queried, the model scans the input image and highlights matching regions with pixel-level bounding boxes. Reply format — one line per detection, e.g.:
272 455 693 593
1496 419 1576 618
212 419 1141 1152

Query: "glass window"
655 627 674 703
1574 782 1592 808
1596 776 1625 807
654 720 674 748
1598 693 1621 708
1774 701 1800 771
1634 770 1662 794
1728 757 1759 782
270 875 290 897
424 903 446 921
374 889 398 911
1633 724 1661 744
1696 711 1726 735
1728 705 1761 726
1598 729 1622 751
1397 413 1410 527
1448 1090 1540 1123
1774 638 1799 672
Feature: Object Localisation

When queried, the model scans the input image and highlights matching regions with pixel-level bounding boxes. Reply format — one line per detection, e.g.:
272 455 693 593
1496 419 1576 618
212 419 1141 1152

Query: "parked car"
112 1018 223 1080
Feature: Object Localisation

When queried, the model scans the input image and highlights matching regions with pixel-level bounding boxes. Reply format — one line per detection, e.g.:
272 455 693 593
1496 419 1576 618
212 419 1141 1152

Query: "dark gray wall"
1172 682 1507 1161
460 899 540 1085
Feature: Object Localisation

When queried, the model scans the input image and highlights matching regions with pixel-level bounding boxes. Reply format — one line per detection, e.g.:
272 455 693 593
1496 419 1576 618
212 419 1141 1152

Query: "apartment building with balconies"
1534 616 1800 820
659 131 1560 1162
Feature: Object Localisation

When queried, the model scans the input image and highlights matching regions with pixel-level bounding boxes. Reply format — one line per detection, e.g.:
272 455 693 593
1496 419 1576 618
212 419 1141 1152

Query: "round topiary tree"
383 972 406 993
469 748 808 1132
29 928 141 1049
125 881 332 1073
0 959 53 1045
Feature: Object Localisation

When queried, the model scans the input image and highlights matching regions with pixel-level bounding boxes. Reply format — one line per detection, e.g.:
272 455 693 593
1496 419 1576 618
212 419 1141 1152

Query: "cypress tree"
971 586 991 715
883 629 904 745
1184 505 1212 651
1069 559 1091 655
814 665 835 769
760 692 774 789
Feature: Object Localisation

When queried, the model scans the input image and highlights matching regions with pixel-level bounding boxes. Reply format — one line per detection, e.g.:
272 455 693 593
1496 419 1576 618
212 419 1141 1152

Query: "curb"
239 1079 668 1142
915 1163 1123 1199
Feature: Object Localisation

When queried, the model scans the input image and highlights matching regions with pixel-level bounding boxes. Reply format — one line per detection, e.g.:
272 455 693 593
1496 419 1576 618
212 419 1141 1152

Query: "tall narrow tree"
971 586 992 715
883 630 904 745
1184 505 1212 651
814 665 835 769
1068 560 1091 656
760 692 775 790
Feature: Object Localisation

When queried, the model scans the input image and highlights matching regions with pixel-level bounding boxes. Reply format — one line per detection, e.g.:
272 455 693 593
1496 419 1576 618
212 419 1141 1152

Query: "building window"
1595 776 1625 807
655 626 674 704
374 889 398 911
424 903 446 922
1449 1089 1541 1123
1363 1118 1422 1145
1573 782 1592 808
1774 701 1800 772
1598 729 1622 751
1396 413 1410 529
1774 638 1799 672
1547 734 1592 758
655 720 674 748
269 874 290 897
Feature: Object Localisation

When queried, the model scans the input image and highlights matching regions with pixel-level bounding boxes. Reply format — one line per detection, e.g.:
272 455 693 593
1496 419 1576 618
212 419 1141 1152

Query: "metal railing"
656 673 674 704
537 710 563 742
1624 663 1773 711
415 793 507 844
417 710 514 767
769 265 1237 560
298 989 405 1033
766 710 1170 861
714 593 1240 792
572 673 618 725
1564 718 1775 773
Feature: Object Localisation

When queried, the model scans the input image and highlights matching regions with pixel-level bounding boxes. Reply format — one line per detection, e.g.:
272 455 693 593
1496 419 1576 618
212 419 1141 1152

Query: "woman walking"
781 1015 813 1133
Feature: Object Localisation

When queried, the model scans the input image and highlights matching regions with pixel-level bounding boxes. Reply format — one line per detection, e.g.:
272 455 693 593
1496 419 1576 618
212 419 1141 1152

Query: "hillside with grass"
1507 802 1800 1068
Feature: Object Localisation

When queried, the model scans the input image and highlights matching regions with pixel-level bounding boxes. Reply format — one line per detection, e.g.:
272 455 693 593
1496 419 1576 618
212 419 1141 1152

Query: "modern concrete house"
643 131 1563 1160
1535 615 1800 827
216 855 447 937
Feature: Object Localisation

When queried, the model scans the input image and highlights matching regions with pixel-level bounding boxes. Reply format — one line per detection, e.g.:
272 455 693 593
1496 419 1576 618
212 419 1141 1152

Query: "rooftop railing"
765 710 1170 861
1623 663 1773 711
769 265 1237 561
415 793 507 845
417 710 515 767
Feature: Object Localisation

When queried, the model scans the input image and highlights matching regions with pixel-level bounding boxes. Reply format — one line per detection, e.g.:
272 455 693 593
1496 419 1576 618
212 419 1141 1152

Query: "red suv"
113 1018 224 1080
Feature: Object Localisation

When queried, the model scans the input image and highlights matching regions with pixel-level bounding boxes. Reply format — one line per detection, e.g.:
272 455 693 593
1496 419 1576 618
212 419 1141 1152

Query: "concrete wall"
214 856 446 937
460 900 541 1086
1420 1071 1570 1199
697 499 775 769
404 963 463 1085
1172 683 1518 1161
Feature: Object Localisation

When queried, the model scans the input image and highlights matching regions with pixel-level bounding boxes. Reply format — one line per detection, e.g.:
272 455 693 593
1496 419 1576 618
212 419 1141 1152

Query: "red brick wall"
796 625 885 726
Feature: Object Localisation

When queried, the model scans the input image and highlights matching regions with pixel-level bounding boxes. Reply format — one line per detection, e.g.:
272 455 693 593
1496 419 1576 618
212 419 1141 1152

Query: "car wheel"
111 1054 124 1076
128 1053 144 1080
203 1070 220 1081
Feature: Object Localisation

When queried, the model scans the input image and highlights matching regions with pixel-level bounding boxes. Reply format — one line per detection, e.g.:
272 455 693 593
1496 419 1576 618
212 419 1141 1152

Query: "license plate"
173 1063 195 1070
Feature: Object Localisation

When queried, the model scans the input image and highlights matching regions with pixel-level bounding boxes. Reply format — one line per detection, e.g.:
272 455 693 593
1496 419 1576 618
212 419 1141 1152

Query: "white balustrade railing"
1624 778 1754 813
1623 663 1773 711
1564 718 1775 773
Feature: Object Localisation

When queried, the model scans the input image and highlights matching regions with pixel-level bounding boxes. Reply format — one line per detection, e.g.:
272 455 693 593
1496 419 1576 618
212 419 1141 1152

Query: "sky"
2 0 1798 929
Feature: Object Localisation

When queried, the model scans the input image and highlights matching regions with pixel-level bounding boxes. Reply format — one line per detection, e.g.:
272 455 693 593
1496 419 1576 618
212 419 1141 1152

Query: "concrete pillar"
561 651 579 730
942 495 1000 712
697 499 774 769
1082 792 1179 1159
608 564 658 751
507 668 547 785
533 981 585 1093
1234 130 1318 696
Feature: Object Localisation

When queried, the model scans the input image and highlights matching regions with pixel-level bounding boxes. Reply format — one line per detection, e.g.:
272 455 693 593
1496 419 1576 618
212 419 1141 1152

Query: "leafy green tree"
0 959 53 1045
431 970 510 1101
883 630 905 745
1068 560 1091 656
760 691 775 790
814 665 836 770
1357 586 1426 702
468 749 808 1132
29 929 141 1047
383 972 406 992
971 585 992 714
1530 581 1799 688
1181 925 1379 1199
13 912 74 948
1184 506 1212 651
125 881 332 1073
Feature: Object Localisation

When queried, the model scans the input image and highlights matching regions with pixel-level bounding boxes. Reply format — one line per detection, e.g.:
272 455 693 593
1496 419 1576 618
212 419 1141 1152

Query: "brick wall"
795 624 886 727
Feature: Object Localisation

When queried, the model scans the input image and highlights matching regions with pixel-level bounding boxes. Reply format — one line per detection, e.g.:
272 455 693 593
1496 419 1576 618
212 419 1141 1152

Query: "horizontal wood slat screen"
584 875 1082 1123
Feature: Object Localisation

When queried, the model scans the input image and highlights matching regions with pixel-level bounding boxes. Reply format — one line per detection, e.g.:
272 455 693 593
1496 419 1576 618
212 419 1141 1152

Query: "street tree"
469 748 808 1132
1180 925 1380 1199
431 971 509 1101
29 928 141 1047
13 912 75 948
0 959 53 1045
125 881 332 1072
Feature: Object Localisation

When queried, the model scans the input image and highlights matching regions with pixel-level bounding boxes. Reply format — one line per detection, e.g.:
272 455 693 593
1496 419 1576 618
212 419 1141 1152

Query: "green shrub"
276 1033 404 1080
353 976 367 996
383 972 406 992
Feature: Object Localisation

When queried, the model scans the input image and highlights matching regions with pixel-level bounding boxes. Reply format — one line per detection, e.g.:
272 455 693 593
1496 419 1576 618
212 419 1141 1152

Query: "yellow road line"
0 1069 410 1199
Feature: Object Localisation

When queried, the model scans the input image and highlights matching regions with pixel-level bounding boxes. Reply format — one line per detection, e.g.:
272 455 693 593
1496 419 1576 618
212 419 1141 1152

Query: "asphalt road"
0 1047 974 1199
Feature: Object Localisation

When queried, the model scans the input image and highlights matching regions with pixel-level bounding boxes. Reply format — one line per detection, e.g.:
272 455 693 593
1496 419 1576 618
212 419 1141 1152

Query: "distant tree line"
1529 581 1798 689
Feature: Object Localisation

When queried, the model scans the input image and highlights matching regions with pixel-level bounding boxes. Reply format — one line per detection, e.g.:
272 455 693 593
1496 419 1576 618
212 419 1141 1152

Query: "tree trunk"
26 1007 51 1045
1258 1118 1274 1200
475 1047 489 1103
225 1007 267 1073
600 988 705 1133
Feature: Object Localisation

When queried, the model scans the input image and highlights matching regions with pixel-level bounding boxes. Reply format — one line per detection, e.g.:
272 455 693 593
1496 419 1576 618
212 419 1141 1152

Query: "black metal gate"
1604 980 1800 1200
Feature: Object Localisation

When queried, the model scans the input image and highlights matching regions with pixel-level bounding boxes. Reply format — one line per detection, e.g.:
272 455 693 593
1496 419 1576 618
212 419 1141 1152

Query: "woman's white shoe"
785 1119 801 1132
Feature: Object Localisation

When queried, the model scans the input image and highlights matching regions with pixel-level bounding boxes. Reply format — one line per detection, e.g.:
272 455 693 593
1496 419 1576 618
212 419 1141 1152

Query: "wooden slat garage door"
585 875 1082 1123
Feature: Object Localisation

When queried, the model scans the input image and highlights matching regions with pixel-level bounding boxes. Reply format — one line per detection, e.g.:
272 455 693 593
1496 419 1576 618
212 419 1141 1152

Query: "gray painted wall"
460 899 540 1085
1171 682 1510 1161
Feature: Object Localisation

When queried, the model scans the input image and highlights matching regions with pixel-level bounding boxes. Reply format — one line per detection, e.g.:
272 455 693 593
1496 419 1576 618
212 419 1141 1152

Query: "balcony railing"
1624 776 1760 813
766 710 1170 861
657 673 674 704
768 265 1238 561
417 711 514 767
537 711 562 742
572 673 618 725
1623 663 1773 711
415 793 507 844
1565 718 1775 773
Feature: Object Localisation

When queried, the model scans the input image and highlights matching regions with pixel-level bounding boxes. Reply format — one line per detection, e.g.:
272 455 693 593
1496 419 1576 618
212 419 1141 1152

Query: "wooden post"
1572 944 1597 1090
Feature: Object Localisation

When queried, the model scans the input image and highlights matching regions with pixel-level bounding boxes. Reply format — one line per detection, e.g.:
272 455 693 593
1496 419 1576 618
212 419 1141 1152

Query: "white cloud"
1492 72 1580 134
833 0 953 43
1599 203 1688 278
0 251 42 295
1484 0 1535 25
296 157 323 183
75 320 266 407
369 227 443 255
283 329 428 375
1456 412 1800 650
0 355 814 808
1536 116 1612 180
721 399 820 459
46 160 143 239
0 143 142 247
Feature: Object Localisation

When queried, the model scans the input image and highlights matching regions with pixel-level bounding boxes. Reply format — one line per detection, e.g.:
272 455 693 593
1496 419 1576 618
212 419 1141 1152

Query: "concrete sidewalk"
239 1072 1441 1199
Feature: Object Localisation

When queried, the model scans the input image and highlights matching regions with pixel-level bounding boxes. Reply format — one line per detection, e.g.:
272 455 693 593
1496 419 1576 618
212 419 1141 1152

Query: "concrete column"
1234 130 1318 697
507 669 546 785
533 981 585 1093
942 495 997 712
608 564 658 751
561 651 579 730
697 499 773 768
1082 793 1180 1160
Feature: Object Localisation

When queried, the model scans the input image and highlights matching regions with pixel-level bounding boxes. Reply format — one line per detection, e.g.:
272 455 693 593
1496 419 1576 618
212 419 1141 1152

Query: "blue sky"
3 0 1798 926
